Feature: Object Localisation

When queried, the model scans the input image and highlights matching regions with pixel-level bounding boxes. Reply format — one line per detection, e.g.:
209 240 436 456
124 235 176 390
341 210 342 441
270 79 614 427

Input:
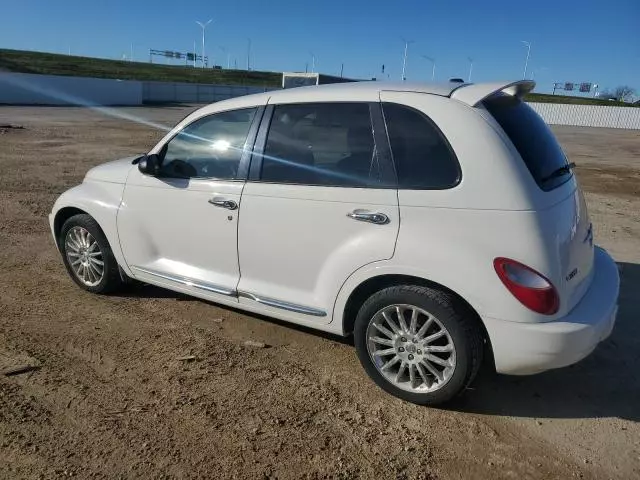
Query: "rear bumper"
483 246 619 375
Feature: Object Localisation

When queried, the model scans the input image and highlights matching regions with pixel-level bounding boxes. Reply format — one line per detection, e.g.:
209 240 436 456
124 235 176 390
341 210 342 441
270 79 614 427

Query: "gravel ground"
0 106 638 479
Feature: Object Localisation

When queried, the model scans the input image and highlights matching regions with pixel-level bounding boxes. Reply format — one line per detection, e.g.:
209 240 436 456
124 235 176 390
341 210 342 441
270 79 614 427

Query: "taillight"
493 258 559 315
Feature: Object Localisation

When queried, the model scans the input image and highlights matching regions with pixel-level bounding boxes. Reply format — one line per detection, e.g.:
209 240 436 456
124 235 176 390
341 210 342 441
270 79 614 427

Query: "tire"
353 285 483 406
59 214 123 294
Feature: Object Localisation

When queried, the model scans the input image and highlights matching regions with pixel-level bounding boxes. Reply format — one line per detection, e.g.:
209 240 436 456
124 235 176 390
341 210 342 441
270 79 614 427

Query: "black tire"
59 214 123 294
353 285 483 406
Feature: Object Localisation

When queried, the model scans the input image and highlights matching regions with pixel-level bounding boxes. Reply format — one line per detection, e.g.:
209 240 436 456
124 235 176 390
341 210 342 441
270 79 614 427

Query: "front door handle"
208 197 238 210
347 209 390 225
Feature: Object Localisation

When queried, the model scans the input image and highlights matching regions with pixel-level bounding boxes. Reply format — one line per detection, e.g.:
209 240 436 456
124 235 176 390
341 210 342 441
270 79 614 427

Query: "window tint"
382 103 460 189
484 94 572 191
260 103 382 187
160 108 257 179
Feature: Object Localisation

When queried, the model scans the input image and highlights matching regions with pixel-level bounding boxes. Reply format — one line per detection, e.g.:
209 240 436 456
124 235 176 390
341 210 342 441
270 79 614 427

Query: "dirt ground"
0 106 638 480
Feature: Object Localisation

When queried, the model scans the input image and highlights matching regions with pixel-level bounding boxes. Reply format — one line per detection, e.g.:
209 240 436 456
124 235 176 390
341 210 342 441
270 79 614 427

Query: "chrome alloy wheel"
366 304 456 393
65 226 104 287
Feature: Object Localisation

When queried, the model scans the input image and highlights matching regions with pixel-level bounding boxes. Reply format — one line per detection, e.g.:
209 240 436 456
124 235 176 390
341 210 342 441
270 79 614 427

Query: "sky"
1 0 638 94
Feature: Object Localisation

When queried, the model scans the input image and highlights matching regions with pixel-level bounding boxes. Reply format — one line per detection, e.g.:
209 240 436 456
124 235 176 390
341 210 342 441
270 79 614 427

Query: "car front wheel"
354 285 483 406
59 214 123 294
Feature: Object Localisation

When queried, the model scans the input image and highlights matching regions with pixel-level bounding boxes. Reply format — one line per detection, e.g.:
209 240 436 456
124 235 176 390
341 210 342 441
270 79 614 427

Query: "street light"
521 41 531 79
401 38 414 81
219 46 230 69
246 38 251 71
467 57 474 82
196 19 213 68
310 52 316 73
421 55 435 81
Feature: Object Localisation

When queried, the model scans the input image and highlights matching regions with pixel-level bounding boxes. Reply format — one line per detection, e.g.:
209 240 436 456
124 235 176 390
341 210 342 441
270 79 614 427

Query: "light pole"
422 55 435 81
246 38 251 71
467 57 474 82
219 46 230 69
401 38 414 81
196 19 213 68
521 41 531 79
310 52 316 73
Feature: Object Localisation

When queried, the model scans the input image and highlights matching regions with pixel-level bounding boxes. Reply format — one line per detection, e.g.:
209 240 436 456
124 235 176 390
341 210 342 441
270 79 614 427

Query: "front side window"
159 107 257 179
260 103 382 187
382 103 460 190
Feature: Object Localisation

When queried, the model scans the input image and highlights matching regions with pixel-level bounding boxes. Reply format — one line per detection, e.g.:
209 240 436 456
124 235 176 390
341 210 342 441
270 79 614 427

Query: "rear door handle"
208 197 238 210
347 209 390 225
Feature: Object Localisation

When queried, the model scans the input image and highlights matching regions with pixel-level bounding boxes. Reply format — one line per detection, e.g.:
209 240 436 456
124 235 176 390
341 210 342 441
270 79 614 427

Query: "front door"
118 107 260 299
237 102 399 323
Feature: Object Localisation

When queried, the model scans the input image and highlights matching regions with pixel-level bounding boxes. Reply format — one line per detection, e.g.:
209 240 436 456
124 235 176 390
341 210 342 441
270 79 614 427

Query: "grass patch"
0 49 281 87
525 92 635 107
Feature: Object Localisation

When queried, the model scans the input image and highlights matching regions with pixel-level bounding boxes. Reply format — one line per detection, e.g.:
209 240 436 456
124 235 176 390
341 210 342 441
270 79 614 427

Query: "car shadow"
112 281 354 345
113 282 195 301
113 263 639 420
451 261 640 421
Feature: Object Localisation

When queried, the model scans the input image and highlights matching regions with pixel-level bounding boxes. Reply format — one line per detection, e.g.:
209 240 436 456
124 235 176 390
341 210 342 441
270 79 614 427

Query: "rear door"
236 101 399 324
483 94 594 315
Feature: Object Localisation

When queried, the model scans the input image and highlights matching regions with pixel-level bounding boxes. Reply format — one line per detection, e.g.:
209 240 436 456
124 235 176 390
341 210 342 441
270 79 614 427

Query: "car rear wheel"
354 285 483 406
59 214 123 294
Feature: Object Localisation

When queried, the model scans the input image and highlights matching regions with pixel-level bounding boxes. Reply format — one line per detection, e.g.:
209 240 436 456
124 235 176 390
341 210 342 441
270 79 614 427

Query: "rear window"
484 95 572 191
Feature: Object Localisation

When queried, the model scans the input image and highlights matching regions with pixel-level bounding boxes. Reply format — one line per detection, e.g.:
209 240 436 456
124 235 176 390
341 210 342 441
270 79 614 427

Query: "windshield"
484 94 573 191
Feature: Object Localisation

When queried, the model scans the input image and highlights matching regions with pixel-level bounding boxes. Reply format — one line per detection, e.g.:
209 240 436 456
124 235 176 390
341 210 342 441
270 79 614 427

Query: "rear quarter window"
382 103 461 190
483 95 573 191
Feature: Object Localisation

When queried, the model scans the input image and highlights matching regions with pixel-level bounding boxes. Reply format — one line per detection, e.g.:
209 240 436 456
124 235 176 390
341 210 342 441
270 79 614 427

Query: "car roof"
270 80 468 99
190 80 536 117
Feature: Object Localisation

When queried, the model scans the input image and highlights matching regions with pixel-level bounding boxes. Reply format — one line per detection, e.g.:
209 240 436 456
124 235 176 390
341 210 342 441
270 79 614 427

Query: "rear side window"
484 95 572 191
261 103 383 187
382 103 460 190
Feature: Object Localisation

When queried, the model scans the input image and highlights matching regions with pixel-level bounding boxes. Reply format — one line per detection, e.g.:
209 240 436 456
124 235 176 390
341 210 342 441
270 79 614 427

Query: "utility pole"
467 57 474 82
340 63 344 78
401 38 414 81
196 19 213 68
521 41 531 79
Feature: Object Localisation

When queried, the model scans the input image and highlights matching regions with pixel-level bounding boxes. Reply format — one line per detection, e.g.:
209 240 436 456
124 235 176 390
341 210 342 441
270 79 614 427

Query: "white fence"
142 81 275 104
0 72 143 106
529 102 640 129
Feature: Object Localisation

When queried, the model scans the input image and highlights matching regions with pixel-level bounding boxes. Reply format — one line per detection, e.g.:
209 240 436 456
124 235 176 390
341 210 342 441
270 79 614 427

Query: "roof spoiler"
450 80 536 107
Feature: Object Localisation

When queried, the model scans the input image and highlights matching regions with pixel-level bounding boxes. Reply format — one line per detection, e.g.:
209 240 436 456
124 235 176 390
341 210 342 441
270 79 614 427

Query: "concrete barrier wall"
142 81 276 104
2 72 639 130
0 72 143 106
529 102 640 129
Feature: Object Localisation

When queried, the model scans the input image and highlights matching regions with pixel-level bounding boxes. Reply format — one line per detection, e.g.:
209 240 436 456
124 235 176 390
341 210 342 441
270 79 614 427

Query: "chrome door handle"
208 197 238 210
347 210 389 225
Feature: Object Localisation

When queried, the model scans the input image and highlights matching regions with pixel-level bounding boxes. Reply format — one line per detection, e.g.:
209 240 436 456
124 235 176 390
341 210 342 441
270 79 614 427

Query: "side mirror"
138 154 161 176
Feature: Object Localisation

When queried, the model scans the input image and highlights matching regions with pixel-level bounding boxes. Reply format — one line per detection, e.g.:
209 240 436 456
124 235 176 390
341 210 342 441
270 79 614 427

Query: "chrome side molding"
130 266 236 297
238 291 327 317
131 266 327 317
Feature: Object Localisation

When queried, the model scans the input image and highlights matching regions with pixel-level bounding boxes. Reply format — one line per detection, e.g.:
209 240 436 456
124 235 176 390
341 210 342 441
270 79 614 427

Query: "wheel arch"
53 207 89 247
50 181 130 276
338 272 495 371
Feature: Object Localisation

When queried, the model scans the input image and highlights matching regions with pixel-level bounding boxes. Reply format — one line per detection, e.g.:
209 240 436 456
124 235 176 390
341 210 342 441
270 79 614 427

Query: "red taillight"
493 258 559 315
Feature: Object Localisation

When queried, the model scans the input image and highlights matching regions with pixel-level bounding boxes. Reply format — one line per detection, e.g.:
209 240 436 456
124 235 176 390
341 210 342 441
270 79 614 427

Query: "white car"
49 80 619 405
